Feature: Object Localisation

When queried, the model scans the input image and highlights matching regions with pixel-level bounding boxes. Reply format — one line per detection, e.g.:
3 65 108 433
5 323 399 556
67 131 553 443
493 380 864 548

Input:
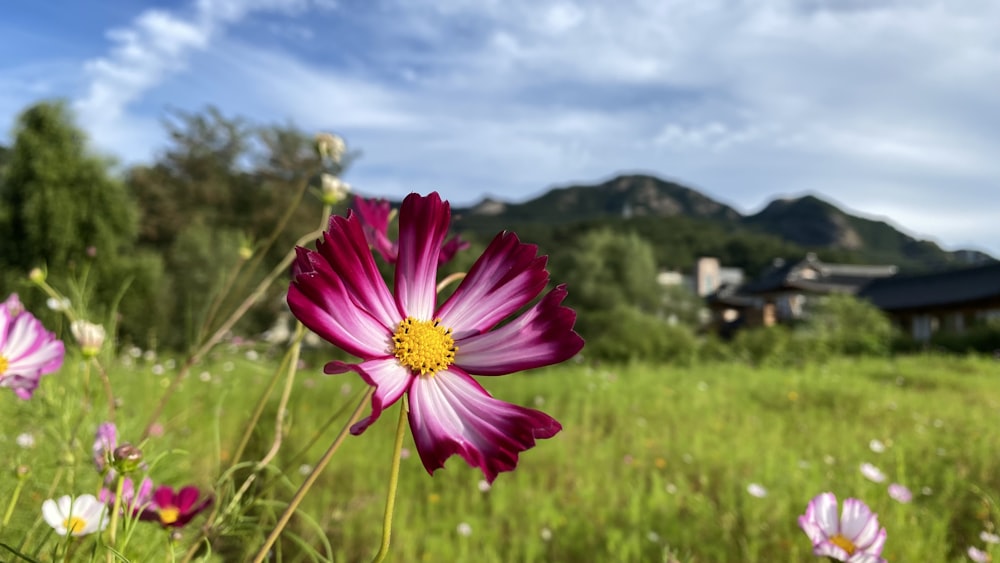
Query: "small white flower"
860 462 886 483
746 483 768 498
540 527 553 542
298 464 313 476
477 480 491 493
340 382 353 396
199 371 212 382
647 531 661 543
921 486 934 496
823 455 836 465
16 433 35 448
42 494 108 536
533 395 545 407
319 173 351 205
46 297 71 312
968 546 991 563
245 350 260 361
70 320 105 357
456 522 472 537
151 364 164 375
869 439 886 454
128 346 142 358
981 531 1000 544
142 350 156 362
165 358 176 369
665 483 678 494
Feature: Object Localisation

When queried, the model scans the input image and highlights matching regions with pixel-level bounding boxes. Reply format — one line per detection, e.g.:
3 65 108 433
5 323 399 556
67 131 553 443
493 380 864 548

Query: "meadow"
3 348 999 562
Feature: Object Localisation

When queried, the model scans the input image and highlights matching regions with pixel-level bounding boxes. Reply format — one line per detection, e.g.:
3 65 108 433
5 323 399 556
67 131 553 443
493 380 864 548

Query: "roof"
740 255 897 295
857 262 1000 311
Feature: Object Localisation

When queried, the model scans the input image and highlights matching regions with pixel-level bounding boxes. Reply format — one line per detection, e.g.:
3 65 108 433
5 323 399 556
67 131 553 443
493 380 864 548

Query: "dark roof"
858 262 1000 311
740 255 897 295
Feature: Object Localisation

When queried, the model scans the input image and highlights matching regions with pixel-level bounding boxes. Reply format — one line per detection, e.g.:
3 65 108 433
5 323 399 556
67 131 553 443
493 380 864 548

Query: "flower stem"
0 470 27 532
371 398 409 563
107 475 124 563
94 359 116 423
250 387 374 563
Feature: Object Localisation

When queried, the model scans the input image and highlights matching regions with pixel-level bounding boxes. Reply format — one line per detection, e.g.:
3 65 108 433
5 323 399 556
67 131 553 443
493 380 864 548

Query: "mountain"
452 174 994 272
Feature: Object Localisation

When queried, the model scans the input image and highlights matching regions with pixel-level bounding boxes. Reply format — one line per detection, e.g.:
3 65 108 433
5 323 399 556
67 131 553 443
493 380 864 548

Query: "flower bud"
15 465 30 479
238 244 253 261
320 173 351 205
314 132 346 163
112 443 144 474
28 268 46 283
71 320 106 358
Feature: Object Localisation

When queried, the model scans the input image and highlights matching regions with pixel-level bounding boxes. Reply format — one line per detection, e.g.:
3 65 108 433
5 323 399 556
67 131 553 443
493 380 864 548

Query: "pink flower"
860 462 887 483
352 195 470 265
0 305 64 399
139 486 212 528
798 492 887 562
887 483 913 504
969 546 991 563
289 192 584 482
93 422 118 474
100 477 154 516
3 293 24 317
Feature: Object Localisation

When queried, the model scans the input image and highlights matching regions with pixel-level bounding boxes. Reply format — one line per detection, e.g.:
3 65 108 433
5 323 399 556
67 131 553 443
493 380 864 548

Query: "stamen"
392 317 457 376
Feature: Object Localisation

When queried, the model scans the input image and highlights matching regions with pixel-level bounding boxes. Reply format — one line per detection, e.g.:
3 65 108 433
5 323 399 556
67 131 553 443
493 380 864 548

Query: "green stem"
106 475 124 563
371 398 409 563
250 387 374 563
94 359 116 424
0 471 27 532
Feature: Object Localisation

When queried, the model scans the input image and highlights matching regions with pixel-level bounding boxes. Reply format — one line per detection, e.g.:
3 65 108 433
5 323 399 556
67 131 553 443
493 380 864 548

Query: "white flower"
968 546 991 563
245 350 260 361
477 480 491 493
981 531 1000 545
746 483 768 498
42 494 108 536
16 432 35 448
319 174 351 205
46 297 71 312
456 522 472 537
70 320 105 358
868 439 886 454
540 527 553 542
151 364 164 375
860 462 887 483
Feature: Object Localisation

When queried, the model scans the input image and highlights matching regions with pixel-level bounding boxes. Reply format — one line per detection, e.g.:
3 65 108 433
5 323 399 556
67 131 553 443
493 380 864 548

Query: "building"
857 262 1000 342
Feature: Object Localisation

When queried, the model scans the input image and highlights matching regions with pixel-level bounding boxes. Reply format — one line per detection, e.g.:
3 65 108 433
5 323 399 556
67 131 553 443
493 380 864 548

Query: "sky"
2 0 999 256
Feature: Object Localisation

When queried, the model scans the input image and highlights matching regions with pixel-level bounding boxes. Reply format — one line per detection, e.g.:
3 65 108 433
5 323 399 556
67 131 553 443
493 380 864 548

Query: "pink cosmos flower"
0 304 64 399
139 486 213 528
289 192 584 482
798 492 887 562
100 477 154 516
3 293 24 317
352 195 470 265
887 483 913 504
93 422 118 475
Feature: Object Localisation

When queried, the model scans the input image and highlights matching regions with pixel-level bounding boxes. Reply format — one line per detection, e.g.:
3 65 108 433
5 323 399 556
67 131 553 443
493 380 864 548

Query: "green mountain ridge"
451 174 994 274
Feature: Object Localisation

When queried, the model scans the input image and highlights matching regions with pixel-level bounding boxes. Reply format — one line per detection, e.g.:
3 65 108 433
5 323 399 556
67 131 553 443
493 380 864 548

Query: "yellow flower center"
392 317 456 376
0 354 8 374
159 506 180 525
63 516 86 535
830 533 856 555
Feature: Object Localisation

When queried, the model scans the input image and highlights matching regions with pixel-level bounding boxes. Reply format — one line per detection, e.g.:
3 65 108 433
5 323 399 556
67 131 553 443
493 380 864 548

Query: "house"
857 262 1000 342
707 253 897 332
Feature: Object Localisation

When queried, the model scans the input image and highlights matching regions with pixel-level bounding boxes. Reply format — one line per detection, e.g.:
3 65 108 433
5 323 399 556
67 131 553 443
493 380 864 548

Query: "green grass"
3 352 1000 562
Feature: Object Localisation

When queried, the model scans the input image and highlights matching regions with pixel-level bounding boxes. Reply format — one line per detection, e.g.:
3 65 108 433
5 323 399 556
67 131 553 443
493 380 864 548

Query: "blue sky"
3 0 999 256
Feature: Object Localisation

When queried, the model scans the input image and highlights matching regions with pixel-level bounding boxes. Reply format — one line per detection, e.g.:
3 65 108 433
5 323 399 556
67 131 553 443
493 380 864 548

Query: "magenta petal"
326 358 413 435
394 193 451 320
455 285 583 375
288 247 395 358
2 312 65 375
353 197 398 263
438 235 470 265
436 231 549 338
407 368 561 483
316 213 402 328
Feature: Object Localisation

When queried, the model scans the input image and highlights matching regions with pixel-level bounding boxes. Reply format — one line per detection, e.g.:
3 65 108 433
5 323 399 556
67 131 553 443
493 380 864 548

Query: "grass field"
3 350 1000 562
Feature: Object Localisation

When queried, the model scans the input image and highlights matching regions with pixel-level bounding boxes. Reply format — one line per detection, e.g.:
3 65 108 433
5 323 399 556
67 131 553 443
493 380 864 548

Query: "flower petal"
407 367 561 483
42 498 63 529
352 197 398 263
455 285 583 375
437 231 549 338
3 313 64 376
316 213 402 329
813 541 850 560
394 192 451 320
288 247 394 358
841 498 881 549
803 492 840 540
325 358 412 435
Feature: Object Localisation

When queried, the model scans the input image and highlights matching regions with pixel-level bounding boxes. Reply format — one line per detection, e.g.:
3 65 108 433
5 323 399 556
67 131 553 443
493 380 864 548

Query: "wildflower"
982 531 1000 545
320 173 351 205
540 527 553 542
315 132 346 163
70 320 106 358
46 297 71 311
42 494 108 537
100 477 154 516
16 432 35 448
139 486 213 528
288 192 584 483
969 546 991 562
456 522 472 536
0 306 65 399
352 195 470 265
798 492 887 562
477 479 491 493
3 293 23 317
860 462 887 483
93 422 118 474
869 439 886 454
747 483 768 498
887 483 912 504
113 443 144 474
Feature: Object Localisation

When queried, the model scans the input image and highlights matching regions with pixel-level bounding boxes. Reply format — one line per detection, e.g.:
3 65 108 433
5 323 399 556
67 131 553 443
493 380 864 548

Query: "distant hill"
452 174 994 273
